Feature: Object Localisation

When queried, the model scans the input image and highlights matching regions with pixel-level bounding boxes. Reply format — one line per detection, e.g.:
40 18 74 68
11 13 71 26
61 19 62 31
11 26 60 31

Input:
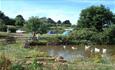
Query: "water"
36 45 115 62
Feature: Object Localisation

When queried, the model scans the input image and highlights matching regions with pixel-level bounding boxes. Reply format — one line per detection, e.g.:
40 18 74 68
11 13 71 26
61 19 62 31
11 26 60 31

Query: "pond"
36 45 115 62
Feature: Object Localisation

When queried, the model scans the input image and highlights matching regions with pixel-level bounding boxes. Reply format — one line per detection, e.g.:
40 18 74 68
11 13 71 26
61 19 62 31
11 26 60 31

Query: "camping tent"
62 31 70 36
47 31 55 34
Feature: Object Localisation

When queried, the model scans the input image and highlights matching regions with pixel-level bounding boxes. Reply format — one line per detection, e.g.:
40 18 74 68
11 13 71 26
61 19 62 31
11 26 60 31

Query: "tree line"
0 11 71 32
0 4 115 44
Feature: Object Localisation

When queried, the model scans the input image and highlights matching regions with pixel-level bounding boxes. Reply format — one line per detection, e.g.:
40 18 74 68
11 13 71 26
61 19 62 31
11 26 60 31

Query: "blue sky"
0 0 115 25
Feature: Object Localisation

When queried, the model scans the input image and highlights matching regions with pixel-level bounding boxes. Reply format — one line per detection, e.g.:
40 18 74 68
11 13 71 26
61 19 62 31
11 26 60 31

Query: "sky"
0 0 115 25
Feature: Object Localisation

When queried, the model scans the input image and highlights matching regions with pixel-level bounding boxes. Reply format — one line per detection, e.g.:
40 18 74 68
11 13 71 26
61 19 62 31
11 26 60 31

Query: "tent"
62 31 70 36
47 31 55 34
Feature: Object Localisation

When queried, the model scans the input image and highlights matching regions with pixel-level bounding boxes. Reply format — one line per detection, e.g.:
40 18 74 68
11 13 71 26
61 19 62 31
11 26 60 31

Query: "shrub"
0 23 7 32
0 54 11 70
8 27 17 33
29 40 47 46
10 63 24 70
71 25 115 44
5 36 16 44
27 59 43 70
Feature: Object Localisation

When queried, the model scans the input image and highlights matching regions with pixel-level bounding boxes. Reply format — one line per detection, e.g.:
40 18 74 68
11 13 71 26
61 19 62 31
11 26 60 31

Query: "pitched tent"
47 31 55 34
62 31 70 36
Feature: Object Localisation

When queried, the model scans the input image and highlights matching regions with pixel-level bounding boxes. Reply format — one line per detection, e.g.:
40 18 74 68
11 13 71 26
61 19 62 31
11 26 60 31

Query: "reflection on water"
37 45 115 62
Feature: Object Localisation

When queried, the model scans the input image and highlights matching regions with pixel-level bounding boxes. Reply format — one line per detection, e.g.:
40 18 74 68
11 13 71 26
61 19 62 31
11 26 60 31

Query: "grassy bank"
0 41 115 70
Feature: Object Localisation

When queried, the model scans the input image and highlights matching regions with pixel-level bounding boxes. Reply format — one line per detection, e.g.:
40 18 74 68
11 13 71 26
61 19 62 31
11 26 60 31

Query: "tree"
105 24 115 44
0 11 11 25
0 11 5 20
62 20 71 26
112 14 115 24
47 18 56 24
25 16 48 37
57 20 61 24
40 17 48 23
77 5 114 31
56 20 62 27
15 15 25 26
8 18 15 25
0 19 7 31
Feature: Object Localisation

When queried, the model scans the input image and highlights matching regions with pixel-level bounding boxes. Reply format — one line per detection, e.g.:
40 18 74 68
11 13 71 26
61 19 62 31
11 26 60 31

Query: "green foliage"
8 27 17 33
15 15 25 26
76 28 96 40
90 24 115 44
57 20 62 24
62 20 71 26
0 19 7 32
0 32 9 39
77 5 114 31
10 63 24 70
112 14 115 24
103 24 115 44
30 40 48 46
0 54 11 70
25 16 48 34
0 11 11 25
5 36 16 44
47 18 56 25
72 24 115 44
46 35 62 43
8 18 15 25
27 59 43 70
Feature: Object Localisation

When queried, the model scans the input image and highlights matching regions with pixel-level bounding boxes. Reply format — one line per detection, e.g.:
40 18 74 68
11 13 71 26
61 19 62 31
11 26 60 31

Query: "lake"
36 45 115 62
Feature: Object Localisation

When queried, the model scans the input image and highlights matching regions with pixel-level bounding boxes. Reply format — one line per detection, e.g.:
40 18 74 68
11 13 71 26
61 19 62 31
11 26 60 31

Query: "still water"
37 45 115 62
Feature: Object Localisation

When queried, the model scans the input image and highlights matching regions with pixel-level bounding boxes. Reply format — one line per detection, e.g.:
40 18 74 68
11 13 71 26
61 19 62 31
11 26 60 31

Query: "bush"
70 28 96 44
71 25 115 44
29 40 47 46
10 63 24 70
9 27 17 33
0 54 11 70
0 23 7 32
27 59 43 70
5 36 16 44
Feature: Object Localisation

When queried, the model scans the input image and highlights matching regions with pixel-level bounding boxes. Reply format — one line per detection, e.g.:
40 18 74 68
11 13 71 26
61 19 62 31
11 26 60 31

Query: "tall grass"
0 39 115 70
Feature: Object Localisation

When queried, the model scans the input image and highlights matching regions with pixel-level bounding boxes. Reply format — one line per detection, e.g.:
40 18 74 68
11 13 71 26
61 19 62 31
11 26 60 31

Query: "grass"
0 32 115 70
0 42 115 70
0 41 48 62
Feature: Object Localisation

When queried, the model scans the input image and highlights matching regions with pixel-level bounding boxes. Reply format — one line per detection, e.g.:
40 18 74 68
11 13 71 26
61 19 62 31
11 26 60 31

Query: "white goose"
95 48 100 53
102 48 107 54
85 45 91 50
71 46 77 50
63 45 66 49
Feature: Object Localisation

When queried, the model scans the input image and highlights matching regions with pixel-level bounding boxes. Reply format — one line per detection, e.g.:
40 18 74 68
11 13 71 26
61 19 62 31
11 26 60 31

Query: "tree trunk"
32 32 37 40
